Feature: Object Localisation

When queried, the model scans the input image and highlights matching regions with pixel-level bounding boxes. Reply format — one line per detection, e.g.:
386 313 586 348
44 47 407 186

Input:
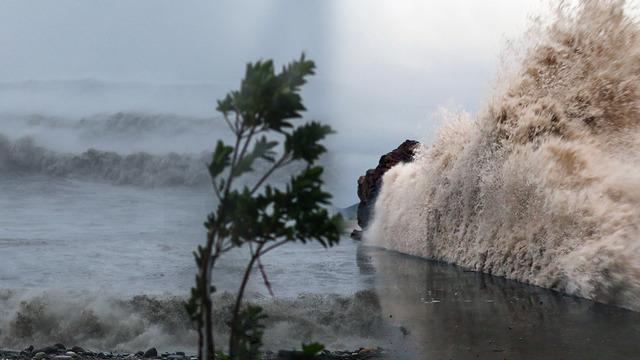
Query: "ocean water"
1 168 639 358
0 111 382 352
2 2 640 356
0 176 367 297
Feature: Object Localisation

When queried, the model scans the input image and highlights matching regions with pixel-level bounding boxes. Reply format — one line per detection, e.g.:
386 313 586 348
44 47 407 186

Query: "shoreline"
0 346 387 360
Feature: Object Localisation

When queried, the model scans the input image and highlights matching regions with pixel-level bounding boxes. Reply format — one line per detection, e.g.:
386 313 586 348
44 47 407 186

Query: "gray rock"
33 352 46 360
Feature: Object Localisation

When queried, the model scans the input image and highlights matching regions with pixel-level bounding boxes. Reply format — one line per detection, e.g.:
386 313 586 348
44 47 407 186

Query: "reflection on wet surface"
358 246 640 360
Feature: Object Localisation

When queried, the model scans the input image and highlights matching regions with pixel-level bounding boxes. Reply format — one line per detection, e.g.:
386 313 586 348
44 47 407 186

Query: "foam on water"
0 290 387 353
368 0 640 310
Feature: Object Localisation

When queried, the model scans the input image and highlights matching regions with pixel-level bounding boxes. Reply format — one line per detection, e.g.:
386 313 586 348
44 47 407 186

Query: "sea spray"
367 0 640 310
0 290 387 352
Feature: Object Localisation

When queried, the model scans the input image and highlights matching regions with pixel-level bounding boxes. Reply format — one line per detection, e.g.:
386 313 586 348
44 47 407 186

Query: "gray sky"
0 0 547 204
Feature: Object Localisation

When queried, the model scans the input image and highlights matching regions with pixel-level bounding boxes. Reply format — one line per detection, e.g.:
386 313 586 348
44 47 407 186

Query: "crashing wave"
368 0 640 310
0 290 388 352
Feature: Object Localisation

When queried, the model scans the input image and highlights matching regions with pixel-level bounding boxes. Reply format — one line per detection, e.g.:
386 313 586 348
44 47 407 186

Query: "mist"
0 0 545 205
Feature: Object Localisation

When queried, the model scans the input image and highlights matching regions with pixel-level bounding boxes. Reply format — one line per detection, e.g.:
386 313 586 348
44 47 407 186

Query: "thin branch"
229 242 265 356
210 178 222 202
250 242 275 297
250 153 291 194
224 125 244 199
260 239 289 255
221 243 235 253
223 114 237 134
237 126 257 163
256 256 275 297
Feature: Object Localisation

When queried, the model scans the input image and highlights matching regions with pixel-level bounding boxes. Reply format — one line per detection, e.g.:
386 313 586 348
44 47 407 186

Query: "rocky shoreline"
0 345 387 360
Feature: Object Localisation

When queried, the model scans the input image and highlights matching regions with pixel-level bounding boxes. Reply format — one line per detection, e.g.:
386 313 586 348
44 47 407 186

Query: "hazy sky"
0 0 548 203
0 1 543 84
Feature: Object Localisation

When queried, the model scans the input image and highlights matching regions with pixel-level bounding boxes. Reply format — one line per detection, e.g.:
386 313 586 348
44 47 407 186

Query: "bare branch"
257 256 274 297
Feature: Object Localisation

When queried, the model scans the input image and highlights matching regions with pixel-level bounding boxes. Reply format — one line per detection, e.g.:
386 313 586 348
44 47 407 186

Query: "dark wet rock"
267 348 386 360
350 229 363 240
54 344 66 351
143 348 157 358
354 140 419 235
71 347 86 354
135 352 144 357
1 348 386 360
21 346 34 355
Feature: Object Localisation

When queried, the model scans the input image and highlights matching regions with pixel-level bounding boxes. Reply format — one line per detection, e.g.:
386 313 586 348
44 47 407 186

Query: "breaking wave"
368 0 640 311
0 135 210 187
0 290 388 352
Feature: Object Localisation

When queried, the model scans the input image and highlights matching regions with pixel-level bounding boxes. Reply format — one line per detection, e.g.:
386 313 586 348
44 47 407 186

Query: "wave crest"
0 135 210 187
0 290 387 352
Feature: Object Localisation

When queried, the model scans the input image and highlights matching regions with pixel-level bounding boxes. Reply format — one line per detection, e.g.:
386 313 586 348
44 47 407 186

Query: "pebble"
33 352 46 360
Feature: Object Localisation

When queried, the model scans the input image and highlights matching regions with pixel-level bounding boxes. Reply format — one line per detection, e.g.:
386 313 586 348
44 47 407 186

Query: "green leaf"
285 122 334 163
230 305 267 360
232 136 279 177
215 53 317 134
209 141 233 179
301 342 325 356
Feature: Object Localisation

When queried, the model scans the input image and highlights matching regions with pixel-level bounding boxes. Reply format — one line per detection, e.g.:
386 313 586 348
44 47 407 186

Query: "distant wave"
0 290 388 352
0 134 210 187
1 112 223 139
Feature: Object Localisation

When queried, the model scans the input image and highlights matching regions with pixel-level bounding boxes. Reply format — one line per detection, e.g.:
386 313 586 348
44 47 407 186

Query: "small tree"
186 54 343 360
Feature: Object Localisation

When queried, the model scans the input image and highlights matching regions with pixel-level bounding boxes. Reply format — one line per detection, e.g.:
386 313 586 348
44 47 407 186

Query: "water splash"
367 0 640 310
0 290 388 352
